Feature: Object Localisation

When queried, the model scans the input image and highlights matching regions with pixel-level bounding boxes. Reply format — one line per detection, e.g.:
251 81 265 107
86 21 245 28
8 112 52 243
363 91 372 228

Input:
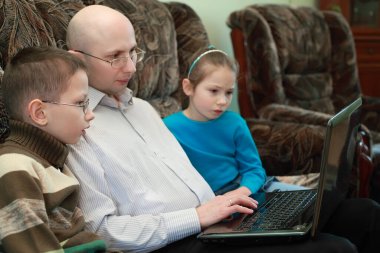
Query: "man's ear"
28 99 48 126
182 78 194 96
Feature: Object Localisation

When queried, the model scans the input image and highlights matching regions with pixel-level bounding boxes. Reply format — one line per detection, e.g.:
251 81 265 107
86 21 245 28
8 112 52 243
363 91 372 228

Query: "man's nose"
121 57 136 73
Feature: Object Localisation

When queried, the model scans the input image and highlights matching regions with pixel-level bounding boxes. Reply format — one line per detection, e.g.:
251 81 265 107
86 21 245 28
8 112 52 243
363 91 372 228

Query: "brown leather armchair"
227 4 377 197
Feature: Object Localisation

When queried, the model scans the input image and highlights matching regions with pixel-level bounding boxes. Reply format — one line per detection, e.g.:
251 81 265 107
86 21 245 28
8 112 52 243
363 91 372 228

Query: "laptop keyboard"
235 189 317 232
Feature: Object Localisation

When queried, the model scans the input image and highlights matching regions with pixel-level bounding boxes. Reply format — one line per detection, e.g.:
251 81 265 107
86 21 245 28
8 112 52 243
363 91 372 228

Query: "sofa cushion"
0 0 84 67
0 0 84 142
227 5 336 115
254 5 334 114
0 66 8 142
102 0 181 117
164 2 210 107
35 0 85 48
283 73 334 114
256 6 331 74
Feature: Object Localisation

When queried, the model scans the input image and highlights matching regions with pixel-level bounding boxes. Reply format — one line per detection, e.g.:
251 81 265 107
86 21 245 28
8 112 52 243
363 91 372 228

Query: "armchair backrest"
227 4 361 118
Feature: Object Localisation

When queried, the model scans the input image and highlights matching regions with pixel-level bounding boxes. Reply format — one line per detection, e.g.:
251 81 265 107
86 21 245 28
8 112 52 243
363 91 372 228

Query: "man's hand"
196 194 258 229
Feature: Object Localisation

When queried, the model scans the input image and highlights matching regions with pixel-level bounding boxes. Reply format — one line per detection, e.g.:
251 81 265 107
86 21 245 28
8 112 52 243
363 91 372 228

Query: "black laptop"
197 97 362 245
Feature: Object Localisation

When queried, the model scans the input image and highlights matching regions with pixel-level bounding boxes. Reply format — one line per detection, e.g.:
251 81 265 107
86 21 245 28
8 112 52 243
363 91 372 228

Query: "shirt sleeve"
234 117 267 194
67 138 202 252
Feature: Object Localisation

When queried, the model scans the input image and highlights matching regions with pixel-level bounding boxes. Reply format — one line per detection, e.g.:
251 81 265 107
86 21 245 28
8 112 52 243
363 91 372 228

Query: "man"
66 4 378 253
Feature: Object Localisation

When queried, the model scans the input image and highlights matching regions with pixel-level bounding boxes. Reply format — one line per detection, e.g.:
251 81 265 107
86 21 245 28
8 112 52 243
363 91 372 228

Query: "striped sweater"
0 120 104 253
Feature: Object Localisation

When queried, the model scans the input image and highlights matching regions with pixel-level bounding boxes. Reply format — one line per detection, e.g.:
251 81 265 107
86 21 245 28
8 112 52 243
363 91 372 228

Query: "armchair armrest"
247 118 372 197
246 118 325 176
362 95 380 142
258 103 332 126
355 124 373 197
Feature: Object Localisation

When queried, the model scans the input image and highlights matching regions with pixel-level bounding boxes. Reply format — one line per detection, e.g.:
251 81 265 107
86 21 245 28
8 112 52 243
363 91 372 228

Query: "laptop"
197 97 362 245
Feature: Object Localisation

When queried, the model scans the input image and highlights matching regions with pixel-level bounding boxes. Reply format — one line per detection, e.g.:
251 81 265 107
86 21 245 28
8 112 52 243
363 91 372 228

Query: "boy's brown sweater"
0 119 104 253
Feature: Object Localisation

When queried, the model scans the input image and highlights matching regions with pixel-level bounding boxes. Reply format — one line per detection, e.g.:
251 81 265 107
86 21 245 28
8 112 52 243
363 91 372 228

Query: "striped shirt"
67 87 215 252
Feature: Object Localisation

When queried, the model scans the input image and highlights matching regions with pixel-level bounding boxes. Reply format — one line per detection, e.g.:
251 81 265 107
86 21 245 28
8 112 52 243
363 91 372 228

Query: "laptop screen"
311 97 362 237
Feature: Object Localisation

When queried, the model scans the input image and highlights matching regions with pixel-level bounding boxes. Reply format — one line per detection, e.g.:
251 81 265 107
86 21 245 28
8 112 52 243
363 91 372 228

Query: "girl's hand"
223 186 252 197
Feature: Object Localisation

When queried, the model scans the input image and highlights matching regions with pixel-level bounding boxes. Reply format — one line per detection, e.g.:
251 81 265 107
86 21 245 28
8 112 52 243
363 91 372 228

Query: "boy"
0 47 104 253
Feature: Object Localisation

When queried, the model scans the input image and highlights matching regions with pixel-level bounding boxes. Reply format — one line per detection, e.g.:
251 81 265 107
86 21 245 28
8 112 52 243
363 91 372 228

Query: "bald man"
65 4 379 253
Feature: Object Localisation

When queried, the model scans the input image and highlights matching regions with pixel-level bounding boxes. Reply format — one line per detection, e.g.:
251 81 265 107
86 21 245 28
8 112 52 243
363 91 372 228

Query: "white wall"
160 0 317 112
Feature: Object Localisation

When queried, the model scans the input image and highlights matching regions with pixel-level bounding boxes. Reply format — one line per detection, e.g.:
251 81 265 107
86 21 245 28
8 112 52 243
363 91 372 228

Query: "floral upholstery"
102 0 181 117
164 2 211 107
227 5 379 195
0 0 210 141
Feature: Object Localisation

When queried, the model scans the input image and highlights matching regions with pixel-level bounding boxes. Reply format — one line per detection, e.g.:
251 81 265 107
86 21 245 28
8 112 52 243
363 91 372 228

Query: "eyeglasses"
73 48 145 68
42 98 90 114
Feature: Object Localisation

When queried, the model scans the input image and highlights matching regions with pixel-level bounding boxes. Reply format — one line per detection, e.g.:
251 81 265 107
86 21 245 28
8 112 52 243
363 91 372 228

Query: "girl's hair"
187 46 239 86
1 46 87 121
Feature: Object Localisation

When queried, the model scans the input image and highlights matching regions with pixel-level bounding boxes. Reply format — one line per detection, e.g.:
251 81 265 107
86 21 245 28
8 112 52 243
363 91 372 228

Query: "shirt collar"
88 87 134 110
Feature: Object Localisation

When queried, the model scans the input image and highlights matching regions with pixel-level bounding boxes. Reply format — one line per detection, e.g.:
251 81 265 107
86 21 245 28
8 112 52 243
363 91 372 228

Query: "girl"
164 46 304 196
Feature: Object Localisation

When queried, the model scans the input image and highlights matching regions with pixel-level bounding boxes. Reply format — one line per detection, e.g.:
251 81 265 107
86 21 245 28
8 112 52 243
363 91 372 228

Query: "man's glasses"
42 98 90 114
73 48 145 69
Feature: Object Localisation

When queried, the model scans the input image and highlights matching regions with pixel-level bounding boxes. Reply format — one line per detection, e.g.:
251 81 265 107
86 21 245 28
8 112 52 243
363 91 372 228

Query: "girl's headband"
187 47 228 79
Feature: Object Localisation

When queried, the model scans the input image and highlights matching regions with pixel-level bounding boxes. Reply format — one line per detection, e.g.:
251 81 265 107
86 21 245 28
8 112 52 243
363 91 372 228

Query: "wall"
160 0 317 112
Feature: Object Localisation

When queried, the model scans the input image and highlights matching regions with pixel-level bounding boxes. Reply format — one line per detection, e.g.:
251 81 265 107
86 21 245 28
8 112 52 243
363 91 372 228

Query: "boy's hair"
1 46 87 121
187 47 239 86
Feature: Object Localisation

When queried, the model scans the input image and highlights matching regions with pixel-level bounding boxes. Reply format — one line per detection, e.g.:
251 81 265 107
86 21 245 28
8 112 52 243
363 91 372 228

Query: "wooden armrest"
230 28 257 118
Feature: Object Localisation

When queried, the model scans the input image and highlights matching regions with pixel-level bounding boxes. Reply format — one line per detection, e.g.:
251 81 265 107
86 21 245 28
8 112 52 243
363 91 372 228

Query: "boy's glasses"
42 98 90 114
73 48 145 68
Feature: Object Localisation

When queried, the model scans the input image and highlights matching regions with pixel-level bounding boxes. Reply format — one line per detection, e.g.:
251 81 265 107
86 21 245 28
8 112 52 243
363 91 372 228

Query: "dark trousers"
153 198 380 253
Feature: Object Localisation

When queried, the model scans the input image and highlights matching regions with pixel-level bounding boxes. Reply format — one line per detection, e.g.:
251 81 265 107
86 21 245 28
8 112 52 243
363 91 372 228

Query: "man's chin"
105 86 127 96
116 86 128 95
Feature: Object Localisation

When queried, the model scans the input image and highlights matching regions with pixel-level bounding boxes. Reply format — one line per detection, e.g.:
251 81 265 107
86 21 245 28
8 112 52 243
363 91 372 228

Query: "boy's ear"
182 78 194 96
28 99 48 126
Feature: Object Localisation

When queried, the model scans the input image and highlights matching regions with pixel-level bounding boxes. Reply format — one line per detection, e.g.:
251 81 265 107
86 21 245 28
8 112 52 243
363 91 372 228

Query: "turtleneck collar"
5 119 69 170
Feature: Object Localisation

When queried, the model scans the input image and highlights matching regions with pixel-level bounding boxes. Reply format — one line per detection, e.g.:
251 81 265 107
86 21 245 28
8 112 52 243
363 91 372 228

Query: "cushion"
227 5 337 114
0 66 9 142
0 0 84 142
283 73 335 114
164 2 210 107
102 0 181 117
256 6 331 74
0 0 84 67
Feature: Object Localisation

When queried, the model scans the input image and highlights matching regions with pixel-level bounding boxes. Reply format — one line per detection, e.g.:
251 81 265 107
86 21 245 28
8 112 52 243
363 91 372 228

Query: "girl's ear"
182 78 194 96
28 99 48 126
